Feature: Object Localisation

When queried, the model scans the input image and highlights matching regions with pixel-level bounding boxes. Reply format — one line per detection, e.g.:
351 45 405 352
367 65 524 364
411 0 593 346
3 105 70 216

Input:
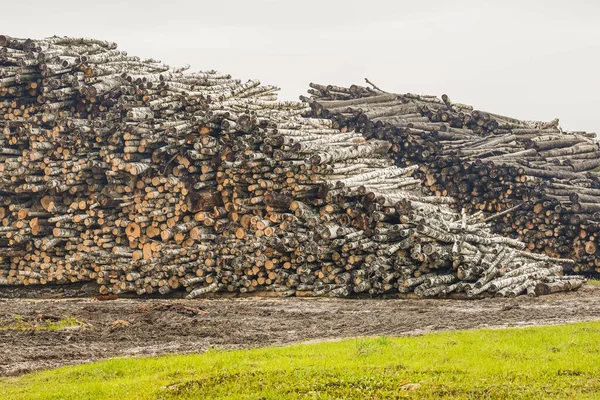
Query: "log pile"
0 35 585 298
305 83 600 274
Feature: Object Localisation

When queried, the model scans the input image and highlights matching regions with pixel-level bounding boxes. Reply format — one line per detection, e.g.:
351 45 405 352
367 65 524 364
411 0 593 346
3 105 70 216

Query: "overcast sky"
3 0 599 133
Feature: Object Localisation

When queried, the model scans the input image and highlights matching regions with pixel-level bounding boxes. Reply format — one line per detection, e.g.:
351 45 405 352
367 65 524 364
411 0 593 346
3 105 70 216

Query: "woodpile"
305 82 600 275
0 35 585 298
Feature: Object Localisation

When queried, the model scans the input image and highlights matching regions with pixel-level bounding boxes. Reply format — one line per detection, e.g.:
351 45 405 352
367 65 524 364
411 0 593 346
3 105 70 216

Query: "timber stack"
305 83 600 275
0 35 585 298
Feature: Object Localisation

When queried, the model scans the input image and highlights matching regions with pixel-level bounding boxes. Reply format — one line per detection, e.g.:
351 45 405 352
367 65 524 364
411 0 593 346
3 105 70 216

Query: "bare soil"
1 284 599 377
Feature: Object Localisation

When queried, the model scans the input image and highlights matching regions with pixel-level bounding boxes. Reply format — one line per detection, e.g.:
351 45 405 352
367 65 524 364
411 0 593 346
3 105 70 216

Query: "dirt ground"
1 284 600 377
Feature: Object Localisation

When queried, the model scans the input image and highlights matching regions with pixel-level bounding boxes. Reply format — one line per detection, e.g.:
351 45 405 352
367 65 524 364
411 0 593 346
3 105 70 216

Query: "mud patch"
1 285 599 376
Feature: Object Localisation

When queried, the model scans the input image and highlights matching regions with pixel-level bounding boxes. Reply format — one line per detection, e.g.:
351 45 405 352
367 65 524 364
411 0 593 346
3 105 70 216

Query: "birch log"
306 82 600 275
0 36 585 298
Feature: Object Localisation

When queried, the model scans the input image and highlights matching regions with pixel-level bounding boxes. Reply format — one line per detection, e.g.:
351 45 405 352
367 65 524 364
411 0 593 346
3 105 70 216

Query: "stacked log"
265 129 584 298
305 83 600 274
0 35 584 298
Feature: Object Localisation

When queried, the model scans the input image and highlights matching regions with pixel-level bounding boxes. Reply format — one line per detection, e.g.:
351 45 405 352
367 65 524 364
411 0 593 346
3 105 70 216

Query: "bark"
307 82 599 275
0 36 583 299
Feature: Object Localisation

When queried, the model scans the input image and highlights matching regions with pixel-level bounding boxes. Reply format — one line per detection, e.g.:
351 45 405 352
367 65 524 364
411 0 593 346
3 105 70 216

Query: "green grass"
588 279 600 286
2 322 600 399
0 315 81 331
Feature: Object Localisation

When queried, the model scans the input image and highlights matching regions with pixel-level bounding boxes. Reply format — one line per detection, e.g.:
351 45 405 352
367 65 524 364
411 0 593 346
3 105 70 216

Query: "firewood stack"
0 35 585 298
305 83 600 275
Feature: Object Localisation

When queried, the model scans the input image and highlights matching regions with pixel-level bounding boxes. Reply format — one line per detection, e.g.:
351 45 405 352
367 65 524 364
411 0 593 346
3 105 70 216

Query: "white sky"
3 0 599 133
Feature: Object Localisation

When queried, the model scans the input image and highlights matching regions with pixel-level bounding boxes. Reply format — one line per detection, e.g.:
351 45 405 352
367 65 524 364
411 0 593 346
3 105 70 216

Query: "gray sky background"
3 0 599 133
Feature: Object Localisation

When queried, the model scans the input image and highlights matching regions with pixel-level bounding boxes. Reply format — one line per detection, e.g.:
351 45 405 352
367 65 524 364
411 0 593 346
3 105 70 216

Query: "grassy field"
2 322 600 400
0 316 80 331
